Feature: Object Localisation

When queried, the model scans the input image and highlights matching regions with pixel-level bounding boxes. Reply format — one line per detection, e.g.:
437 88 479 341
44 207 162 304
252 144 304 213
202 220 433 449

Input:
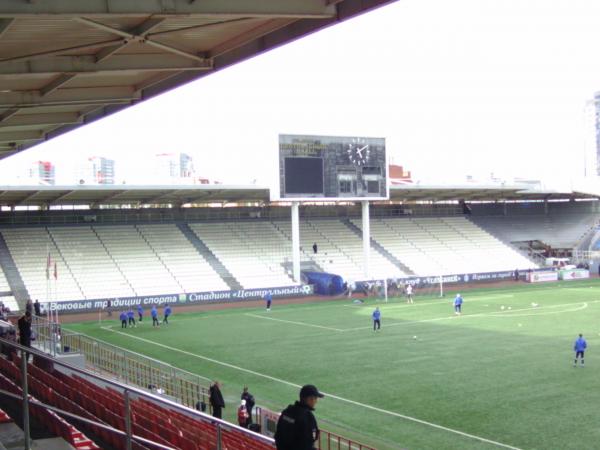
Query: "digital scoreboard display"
284 157 324 194
277 134 388 201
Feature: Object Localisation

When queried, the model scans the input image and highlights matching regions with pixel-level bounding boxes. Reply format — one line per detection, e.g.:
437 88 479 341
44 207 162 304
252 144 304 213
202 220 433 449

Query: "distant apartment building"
30 161 55 185
154 152 195 183
77 156 115 185
388 164 412 185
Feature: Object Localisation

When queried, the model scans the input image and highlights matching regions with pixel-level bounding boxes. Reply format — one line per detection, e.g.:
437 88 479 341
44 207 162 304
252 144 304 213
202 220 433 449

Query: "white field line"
100 326 523 450
481 302 588 318
343 300 598 332
244 313 344 332
343 294 515 310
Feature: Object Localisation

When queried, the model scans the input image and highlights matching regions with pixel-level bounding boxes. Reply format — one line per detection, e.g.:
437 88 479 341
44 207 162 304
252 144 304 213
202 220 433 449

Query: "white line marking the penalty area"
342 300 596 331
101 327 523 450
343 293 515 309
244 313 344 331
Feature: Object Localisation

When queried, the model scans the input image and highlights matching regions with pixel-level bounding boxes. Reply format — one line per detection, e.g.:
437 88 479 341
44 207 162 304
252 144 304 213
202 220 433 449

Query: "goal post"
373 276 444 302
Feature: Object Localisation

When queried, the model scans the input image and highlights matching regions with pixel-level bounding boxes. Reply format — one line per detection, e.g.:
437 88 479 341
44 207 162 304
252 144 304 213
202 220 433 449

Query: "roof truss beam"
0 87 140 109
0 112 81 128
209 18 297 58
0 18 14 39
0 1 336 19
145 189 189 204
92 190 129 206
50 191 75 204
0 54 212 76
40 74 76 96
0 109 19 122
0 39 125 64
0 130 43 143
75 17 207 63
92 16 167 62
15 191 42 206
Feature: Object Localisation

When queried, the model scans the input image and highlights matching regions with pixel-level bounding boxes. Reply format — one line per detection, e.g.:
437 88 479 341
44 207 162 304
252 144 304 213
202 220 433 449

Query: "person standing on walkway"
209 381 225 419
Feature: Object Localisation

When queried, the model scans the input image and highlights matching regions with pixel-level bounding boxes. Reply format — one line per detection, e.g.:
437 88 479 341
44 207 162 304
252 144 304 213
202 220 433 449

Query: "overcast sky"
2 0 600 188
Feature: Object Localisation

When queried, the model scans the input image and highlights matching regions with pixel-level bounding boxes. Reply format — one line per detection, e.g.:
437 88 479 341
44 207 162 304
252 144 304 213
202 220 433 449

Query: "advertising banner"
47 284 314 314
527 271 559 283
558 269 590 281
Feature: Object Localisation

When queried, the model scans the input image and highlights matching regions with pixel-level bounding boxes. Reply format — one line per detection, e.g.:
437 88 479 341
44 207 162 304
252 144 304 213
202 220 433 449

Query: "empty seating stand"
353 216 537 276
471 213 600 249
136 224 229 292
275 219 405 281
0 355 275 450
190 221 296 289
0 227 84 301
0 363 100 450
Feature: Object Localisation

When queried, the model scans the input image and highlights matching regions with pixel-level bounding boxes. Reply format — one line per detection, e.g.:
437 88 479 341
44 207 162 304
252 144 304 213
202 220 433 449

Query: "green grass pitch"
65 280 600 450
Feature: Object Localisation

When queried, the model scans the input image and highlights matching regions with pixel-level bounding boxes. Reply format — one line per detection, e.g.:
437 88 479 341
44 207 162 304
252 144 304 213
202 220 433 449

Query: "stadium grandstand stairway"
1 227 84 302
189 221 296 289
0 353 275 450
274 219 406 281
0 233 28 308
136 224 230 293
176 223 242 290
0 267 19 312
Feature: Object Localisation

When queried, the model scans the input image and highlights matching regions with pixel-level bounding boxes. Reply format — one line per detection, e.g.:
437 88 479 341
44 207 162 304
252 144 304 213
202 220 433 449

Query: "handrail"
0 389 175 450
0 337 276 449
30 314 211 408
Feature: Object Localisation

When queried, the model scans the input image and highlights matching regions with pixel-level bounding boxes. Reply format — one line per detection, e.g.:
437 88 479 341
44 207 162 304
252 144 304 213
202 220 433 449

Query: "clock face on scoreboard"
277 134 388 201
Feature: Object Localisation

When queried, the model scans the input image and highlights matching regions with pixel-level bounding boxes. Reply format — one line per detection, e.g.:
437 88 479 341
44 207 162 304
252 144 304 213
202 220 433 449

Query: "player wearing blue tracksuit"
137 304 144 322
163 304 172 324
454 294 463 315
372 307 381 331
265 292 272 311
151 305 159 327
574 334 587 367
127 309 136 327
119 311 128 328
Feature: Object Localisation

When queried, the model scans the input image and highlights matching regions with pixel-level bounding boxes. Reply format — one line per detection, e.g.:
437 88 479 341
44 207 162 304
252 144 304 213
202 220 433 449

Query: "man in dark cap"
275 384 323 450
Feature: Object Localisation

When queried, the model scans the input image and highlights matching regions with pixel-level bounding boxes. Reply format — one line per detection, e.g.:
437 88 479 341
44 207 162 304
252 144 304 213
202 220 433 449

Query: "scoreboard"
276 134 388 201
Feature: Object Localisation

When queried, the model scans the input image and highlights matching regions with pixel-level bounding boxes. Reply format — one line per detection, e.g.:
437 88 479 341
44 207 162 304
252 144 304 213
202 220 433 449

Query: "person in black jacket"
275 385 323 450
33 299 41 317
209 381 225 419
241 386 255 424
17 311 32 348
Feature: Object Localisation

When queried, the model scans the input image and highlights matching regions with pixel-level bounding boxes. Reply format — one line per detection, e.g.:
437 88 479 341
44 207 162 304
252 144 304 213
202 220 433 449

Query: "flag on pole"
54 261 57 280
46 253 51 280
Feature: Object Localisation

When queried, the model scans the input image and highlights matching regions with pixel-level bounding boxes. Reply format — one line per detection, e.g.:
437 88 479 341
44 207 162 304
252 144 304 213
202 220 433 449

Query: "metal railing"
319 430 377 450
572 249 600 262
31 315 210 408
0 338 276 450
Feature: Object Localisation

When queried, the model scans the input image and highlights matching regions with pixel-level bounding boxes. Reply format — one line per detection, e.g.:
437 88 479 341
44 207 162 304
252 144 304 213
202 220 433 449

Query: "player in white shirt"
406 283 414 304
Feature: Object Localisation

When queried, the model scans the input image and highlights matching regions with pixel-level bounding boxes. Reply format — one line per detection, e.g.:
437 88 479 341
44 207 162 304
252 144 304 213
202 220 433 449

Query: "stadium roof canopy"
0 0 395 160
0 184 596 208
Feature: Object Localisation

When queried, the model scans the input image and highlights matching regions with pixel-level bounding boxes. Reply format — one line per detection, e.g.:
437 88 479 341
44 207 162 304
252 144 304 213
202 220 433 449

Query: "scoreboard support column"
291 202 301 283
362 200 370 279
